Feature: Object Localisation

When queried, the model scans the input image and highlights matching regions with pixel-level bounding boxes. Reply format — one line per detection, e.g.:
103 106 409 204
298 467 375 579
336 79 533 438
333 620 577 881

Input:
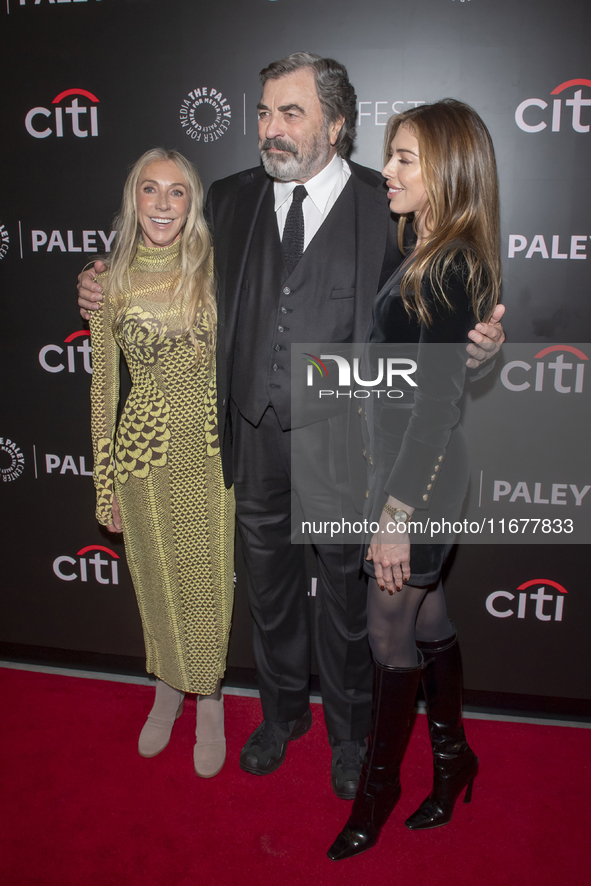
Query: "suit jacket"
363 257 478 517
206 161 401 487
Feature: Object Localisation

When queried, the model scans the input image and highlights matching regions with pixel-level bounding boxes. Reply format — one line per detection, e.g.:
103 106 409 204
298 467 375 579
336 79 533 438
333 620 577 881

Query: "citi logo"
515 79 591 133
486 579 567 622
508 234 589 260
501 346 586 394
25 88 99 139
53 545 119 585
39 330 92 374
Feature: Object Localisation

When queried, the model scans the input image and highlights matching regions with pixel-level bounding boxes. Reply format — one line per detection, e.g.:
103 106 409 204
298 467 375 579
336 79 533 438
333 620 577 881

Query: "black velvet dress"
361 256 478 586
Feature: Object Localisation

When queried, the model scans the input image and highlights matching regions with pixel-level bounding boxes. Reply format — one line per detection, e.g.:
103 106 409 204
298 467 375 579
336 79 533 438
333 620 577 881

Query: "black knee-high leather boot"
327 656 423 861
405 633 478 830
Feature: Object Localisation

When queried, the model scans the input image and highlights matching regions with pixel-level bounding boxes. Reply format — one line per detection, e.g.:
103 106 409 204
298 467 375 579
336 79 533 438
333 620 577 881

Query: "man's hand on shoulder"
466 303 505 369
78 259 107 320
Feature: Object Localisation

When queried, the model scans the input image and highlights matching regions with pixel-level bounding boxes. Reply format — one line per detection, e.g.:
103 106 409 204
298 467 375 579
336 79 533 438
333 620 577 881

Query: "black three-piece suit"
206 161 402 741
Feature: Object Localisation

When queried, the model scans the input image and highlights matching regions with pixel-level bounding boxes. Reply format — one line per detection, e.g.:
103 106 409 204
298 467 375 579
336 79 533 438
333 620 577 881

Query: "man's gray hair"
259 52 357 157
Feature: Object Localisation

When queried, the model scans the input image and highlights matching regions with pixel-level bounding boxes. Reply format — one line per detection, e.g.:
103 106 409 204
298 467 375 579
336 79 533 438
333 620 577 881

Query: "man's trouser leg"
232 404 311 723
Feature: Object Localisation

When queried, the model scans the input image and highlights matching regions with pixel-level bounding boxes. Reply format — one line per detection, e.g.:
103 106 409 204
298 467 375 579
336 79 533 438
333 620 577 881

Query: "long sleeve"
89 280 120 526
383 266 477 509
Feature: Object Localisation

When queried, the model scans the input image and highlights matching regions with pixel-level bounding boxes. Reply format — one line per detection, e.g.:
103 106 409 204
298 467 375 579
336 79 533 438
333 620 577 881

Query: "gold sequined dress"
90 240 234 694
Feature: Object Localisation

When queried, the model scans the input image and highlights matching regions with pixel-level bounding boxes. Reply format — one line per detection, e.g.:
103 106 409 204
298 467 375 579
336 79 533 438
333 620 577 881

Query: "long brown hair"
106 148 216 361
384 99 501 325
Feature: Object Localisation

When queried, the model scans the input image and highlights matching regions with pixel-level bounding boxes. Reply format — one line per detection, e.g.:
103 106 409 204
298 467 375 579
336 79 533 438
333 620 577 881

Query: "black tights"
367 578 453 668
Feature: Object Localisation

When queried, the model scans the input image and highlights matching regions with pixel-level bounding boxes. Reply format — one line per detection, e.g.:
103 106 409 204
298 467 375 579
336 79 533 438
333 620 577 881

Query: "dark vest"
232 179 357 429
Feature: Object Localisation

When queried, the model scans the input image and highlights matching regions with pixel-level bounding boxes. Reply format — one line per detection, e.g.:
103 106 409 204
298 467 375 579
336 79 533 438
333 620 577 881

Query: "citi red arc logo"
551 79 591 93
501 345 587 394
25 89 99 139
53 545 120 585
486 579 567 622
534 345 587 360
39 330 92 374
515 79 591 133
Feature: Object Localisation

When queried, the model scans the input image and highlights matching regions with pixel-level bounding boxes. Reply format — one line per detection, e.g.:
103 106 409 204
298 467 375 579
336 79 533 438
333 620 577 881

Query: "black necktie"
281 185 308 275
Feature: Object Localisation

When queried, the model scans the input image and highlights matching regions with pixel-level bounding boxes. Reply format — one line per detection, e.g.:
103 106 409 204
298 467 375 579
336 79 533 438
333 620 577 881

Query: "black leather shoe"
239 709 312 775
331 739 367 800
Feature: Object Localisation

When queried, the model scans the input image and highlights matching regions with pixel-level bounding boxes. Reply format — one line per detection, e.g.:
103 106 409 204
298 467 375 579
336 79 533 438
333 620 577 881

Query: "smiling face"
382 125 429 238
257 67 344 183
136 159 190 249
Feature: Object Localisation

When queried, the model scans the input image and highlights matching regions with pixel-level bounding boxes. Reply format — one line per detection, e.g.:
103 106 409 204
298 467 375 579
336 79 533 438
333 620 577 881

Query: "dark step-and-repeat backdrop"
1 0 589 714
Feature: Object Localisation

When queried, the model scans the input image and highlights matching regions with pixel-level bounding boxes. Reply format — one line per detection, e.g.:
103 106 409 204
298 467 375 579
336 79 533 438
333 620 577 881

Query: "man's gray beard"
259 131 331 182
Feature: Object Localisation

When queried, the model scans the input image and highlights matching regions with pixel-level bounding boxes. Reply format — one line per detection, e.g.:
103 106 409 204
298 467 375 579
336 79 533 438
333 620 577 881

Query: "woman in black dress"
328 99 502 860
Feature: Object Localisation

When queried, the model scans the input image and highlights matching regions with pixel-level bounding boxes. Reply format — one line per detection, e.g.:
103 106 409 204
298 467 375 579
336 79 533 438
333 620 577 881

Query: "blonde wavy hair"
105 148 215 361
384 99 501 325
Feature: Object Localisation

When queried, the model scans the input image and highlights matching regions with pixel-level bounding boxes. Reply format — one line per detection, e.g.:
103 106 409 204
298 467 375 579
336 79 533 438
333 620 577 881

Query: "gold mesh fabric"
90 241 234 694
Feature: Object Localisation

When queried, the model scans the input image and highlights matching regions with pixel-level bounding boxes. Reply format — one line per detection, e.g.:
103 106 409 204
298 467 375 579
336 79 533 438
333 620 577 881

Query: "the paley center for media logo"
0 437 25 482
0 222 9 259
179 86 231 142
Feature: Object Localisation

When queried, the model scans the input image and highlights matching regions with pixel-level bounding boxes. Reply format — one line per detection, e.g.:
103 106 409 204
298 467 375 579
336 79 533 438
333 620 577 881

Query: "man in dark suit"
205 53 504 798
78 52 504 799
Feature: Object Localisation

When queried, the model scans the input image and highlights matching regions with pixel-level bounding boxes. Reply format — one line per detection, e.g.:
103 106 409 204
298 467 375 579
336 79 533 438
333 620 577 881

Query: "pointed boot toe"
327 825 376 861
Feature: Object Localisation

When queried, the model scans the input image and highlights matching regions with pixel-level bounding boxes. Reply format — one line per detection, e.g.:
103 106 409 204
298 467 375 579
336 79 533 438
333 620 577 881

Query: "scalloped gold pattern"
89 241 233 694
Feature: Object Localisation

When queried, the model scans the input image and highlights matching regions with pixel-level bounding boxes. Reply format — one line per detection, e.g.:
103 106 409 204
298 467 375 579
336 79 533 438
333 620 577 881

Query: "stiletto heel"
464 775 475 804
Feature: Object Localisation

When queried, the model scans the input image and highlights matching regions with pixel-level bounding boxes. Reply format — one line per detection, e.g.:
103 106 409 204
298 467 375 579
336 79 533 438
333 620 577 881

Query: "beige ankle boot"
194 691 226 778
138 679 184 758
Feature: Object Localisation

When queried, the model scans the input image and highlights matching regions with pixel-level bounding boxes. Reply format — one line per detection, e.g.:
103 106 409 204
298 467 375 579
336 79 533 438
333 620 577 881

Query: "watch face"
394 509 408 523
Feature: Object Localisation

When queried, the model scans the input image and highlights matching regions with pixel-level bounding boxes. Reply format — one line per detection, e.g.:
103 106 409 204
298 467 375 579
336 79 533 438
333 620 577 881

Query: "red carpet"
1 667 587 886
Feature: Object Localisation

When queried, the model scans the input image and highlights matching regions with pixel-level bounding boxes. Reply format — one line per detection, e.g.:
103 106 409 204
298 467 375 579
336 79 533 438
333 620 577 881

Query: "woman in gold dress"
90 148 234 778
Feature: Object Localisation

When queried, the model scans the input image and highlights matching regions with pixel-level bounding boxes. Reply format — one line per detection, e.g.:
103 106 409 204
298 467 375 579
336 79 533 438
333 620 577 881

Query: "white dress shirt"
274 154 351 251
